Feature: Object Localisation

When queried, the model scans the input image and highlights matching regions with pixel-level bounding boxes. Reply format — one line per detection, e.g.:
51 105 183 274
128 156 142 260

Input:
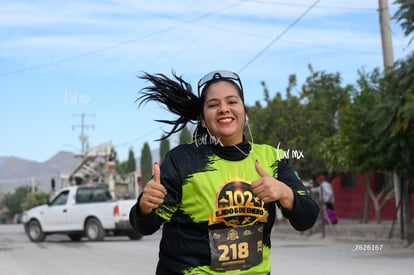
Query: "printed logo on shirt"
208 178 268 227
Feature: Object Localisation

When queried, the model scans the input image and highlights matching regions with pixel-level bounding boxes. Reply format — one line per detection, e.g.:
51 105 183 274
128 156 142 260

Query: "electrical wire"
237 0 321 73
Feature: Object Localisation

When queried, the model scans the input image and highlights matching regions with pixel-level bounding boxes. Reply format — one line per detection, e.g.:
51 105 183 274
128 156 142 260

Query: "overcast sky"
1 0 412 163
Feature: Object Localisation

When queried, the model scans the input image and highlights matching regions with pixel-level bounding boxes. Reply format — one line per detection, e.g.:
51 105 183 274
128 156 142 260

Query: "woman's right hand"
139 162 167 215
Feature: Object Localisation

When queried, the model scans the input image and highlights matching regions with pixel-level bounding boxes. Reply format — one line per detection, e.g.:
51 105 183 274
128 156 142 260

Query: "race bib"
209 224 264 272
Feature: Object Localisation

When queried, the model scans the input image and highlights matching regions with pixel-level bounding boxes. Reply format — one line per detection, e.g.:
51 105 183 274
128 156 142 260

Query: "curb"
272 220 411 248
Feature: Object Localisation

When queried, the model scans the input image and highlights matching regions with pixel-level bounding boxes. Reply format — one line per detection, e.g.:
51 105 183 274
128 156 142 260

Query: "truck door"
42 190 71 231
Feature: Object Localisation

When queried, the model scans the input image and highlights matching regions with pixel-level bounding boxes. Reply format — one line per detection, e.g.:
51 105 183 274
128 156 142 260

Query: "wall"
331 173 414 221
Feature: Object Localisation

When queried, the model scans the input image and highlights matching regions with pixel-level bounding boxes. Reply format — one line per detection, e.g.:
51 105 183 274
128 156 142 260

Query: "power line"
0 0 397 84
238 0 321 73
0 29 178 77
68 0 247 114
0 1 245 78
244 0 375 11
115 127 162 148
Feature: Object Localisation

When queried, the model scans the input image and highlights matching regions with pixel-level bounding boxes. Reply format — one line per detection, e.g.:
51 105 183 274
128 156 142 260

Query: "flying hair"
136 71 202 140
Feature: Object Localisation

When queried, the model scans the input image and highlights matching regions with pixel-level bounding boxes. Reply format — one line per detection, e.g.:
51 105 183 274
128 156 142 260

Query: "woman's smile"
202 81 246 146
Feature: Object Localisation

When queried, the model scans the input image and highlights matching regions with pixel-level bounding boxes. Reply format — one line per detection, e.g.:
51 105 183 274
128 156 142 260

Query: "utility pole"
378 0 394 70
72 113 95 153
378 0 408 241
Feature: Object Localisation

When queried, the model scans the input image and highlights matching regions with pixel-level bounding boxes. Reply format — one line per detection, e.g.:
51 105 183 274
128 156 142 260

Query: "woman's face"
202 81 246 146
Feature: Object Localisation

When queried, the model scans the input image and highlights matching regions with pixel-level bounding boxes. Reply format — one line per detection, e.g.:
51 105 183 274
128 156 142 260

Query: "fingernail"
154 162 158 165
256 159 259 163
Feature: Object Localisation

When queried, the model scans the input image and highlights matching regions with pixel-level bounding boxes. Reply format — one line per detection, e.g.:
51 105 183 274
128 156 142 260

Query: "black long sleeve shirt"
130 141 319 274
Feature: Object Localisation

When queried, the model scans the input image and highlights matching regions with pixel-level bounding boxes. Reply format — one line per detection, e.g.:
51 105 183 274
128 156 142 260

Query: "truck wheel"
27 220 46 242
68 233 83 241
85 218 104 241
127 230 142 241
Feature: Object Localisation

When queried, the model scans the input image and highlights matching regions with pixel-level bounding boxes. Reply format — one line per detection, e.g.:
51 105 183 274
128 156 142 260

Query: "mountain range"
0 149 160 194
0 151 81 194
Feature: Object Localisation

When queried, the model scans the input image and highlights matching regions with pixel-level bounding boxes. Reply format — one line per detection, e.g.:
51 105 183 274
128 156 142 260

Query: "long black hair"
136 71 202 140
136 71 246 144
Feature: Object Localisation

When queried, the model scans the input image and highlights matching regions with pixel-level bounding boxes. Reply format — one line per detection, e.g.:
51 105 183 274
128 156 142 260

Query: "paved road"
0 224 413 275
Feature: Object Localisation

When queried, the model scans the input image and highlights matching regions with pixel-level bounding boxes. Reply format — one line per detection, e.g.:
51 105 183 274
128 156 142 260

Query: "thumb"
255 160 267 178
153 162 161 184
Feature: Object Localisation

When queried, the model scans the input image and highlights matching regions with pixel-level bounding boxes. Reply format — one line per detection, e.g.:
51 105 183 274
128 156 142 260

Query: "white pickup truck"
22 185 140 242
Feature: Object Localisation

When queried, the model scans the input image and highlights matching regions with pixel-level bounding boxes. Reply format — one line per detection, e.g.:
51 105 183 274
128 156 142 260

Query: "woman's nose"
218 103 230 113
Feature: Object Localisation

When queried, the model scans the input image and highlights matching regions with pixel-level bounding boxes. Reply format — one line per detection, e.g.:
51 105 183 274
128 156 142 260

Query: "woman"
130 70 319 275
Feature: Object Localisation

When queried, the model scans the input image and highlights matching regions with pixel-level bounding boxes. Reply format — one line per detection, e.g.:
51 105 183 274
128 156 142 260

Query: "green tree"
116 148 136 175
323 69 394 223
326 69 383 173
249 66 351 180
372 54 414 178
21 191 50 211
394 0 414 44
248 81 288 146
248 76 307 150
299 65 352 178
116 161 129 175
140 142 153 188
371 55 414 230
127 148 136 173
389 0 414 243
179 126 192 144
160 136 170 163
0 188 5 209
0 189 8 223
4 186 32 218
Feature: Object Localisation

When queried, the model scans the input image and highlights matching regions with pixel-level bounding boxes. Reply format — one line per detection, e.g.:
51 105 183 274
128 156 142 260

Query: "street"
0 224 413 275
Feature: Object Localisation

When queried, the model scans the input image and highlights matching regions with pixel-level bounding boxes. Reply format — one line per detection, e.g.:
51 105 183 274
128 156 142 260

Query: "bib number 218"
209 225 263 272
218 242 249 261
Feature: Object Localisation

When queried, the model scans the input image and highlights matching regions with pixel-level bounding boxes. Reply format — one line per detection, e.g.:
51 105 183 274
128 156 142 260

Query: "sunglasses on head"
197 70 244 99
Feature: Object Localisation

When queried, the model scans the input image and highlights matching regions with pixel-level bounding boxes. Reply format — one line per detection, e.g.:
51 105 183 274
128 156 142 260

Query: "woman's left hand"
251 160 294 210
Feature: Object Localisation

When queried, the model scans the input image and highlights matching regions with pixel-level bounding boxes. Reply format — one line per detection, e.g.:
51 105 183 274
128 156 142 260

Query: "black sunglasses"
197 70 244 99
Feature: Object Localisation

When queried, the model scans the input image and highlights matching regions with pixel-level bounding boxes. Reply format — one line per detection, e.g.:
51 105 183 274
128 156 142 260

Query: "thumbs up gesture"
251 160 294 210
140 162 167 215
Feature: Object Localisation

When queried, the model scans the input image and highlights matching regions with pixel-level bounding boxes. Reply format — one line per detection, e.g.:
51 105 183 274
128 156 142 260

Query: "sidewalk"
272 218 412 248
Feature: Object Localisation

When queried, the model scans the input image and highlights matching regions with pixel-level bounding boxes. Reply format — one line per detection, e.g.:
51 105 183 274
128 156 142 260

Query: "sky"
0 0 412 163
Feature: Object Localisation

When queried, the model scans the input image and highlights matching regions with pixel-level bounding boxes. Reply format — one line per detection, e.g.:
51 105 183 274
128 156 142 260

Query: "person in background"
313 175 337 225
129 70 320 275
315 175 335 210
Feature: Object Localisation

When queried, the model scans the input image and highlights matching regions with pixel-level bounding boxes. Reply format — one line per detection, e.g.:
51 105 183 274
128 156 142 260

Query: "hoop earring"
206 127 223 146
193 126 200 146
245 120 254 154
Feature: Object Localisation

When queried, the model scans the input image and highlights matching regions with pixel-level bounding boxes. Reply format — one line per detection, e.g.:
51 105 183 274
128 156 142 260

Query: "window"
76 188 91 203
51 191 69 206
76 187 112 203
374 172 392 193
341 172 357 188
92 189 112 202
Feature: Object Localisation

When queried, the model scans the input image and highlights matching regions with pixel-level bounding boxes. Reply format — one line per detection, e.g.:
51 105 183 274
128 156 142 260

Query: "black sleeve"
129 149 183 236
276 158 320 231
129 193 164 235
